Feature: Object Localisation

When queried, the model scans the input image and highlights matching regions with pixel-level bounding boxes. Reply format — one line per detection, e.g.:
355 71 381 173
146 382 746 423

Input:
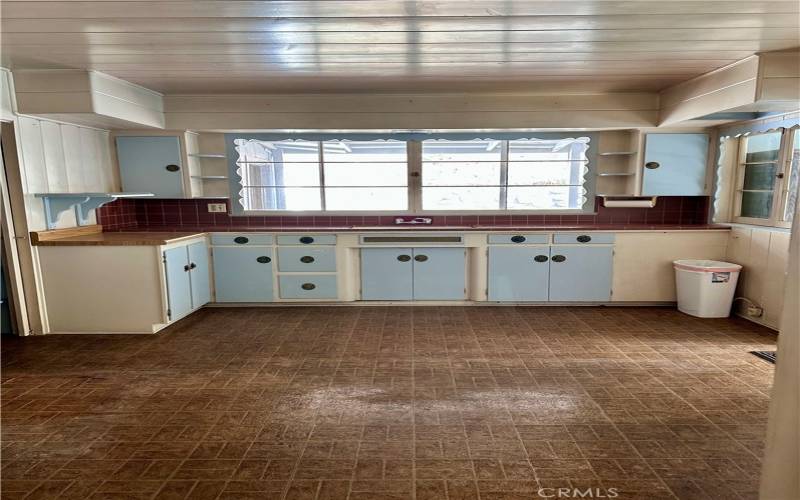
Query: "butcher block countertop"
31 227 206 246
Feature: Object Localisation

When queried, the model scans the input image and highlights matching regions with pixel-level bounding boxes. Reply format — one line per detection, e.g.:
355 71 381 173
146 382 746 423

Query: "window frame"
226 133 597 216
732 128 796 228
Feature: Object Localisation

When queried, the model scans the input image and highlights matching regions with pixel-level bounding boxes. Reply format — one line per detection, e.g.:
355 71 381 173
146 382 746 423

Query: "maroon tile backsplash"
97 196 711 231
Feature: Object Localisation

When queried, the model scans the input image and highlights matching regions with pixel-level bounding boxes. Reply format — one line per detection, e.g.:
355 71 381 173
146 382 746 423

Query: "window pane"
507 138 589 186
422 140 501 187
422 186 501 210
784 131 799 222
745 132 781 163
507 186 586 210
234 139 320 188
325 187 407 211
740 191 773 219
323 141 407 187
238 187 321 211
742 164 777 190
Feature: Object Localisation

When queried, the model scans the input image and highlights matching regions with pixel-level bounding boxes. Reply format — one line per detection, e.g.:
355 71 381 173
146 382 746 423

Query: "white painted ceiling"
1 0 799 94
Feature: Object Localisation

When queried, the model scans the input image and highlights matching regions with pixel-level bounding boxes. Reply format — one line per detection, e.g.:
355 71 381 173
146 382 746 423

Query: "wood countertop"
32 231 206 246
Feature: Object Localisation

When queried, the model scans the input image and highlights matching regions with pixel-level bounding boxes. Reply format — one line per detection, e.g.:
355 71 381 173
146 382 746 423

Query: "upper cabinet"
116 136 185 198
641 133 709 196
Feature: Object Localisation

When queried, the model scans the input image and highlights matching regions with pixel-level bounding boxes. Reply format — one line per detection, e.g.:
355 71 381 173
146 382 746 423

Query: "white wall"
15 116 118 230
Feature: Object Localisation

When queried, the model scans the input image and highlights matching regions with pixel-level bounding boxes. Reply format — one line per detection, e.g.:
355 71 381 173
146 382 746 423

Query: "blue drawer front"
487 234 549 244
213 247 273 302
277 247 337 272
279 275 338 299
211 233 274 246
276 234 337 245
552 233 615 244
488 247 550 301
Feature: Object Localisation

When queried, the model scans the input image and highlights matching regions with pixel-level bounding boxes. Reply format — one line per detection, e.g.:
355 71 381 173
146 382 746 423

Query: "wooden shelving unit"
595 130 642 196
185 133 231 199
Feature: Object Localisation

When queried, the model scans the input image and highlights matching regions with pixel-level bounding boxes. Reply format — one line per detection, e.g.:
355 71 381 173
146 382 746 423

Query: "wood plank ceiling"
1 0 799 94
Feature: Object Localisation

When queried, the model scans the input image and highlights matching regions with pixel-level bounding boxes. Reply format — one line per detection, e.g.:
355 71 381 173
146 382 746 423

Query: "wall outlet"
207 203 227 213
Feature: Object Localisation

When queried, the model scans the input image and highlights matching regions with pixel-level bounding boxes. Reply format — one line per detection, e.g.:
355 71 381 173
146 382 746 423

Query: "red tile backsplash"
97 196 711 231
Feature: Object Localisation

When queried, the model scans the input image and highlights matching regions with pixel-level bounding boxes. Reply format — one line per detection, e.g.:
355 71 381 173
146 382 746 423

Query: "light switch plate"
207 203 226 213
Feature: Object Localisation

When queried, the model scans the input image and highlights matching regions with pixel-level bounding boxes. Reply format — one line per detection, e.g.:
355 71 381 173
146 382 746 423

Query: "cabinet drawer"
487 233 549 245
277 247 336 272
279 275 338 299
211 233 274 246
277 234 336 245
553 233 615 244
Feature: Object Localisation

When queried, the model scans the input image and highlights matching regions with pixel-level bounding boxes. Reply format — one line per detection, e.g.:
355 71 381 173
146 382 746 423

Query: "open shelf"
35 192 154 229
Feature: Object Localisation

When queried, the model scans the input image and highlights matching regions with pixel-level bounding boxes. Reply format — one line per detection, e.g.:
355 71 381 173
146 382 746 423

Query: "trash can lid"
673 259 742 272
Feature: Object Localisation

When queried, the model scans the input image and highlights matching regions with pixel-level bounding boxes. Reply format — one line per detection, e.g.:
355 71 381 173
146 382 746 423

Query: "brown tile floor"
1 307 777 500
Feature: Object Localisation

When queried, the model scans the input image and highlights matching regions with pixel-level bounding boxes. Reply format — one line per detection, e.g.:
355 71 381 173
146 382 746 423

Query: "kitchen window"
733 128 799 227
228 133 595 214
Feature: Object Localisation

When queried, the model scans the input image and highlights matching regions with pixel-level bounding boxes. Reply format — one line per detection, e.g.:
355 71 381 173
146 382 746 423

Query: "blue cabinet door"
361 248 413 300
412 248 466 300
116 136 184 198
164 247 192 320
548 246 613 302
213 247 273 302
488 247 550 301
187 242 211 308
641 133 709 196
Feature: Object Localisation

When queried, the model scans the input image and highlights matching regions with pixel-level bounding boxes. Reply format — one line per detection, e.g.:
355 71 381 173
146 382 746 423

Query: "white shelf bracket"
40 195 91 230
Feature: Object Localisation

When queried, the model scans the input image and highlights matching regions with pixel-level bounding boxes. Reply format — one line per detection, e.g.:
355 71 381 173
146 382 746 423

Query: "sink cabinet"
488 247 550 301
361 247 466 300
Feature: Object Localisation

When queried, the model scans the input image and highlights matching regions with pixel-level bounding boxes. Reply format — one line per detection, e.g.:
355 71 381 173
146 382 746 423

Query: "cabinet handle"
300 256 315 263
301 283 316 290
234 236 249 244
551 255 566 263
645 161 660 169
256 256 271 264
414 254 428 262
165 164 181 172
189 262 197 270
183 264 190 272
397 254 411 262
299 236 315 244
510 235 526 243
534 255 549 263
576 235 592 243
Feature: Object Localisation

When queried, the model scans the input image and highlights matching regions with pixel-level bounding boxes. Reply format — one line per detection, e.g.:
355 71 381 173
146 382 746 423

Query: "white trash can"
673 260 742 318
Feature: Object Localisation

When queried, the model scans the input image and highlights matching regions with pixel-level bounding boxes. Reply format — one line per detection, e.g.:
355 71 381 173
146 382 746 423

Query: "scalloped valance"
223 131 595 142
718 112 800 138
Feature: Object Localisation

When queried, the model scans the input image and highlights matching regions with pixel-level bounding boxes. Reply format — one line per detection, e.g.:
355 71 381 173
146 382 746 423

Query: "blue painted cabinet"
548 246 613 302
187 242 211 307
163 246 193 321
488 247 550 301
116 136 185 198
641 133 709 196
361 247 465 301
361 248 414 300
213 247 274 302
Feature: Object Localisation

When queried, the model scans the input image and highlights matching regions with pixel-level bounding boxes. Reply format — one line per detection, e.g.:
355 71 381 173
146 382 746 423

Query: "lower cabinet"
164 241 211 321
213 247 274 302
361 247 465 300
488 247 550 301
548 246 613 301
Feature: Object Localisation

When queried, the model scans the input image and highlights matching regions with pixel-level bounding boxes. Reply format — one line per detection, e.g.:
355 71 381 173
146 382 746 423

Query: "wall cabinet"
213 247 274 302
641 133 709 196
116 136 185 198
164 241 211 320
361 247 465 300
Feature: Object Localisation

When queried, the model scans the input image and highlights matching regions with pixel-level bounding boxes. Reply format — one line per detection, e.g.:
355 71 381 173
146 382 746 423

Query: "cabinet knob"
300 256 315 263
301 283 316 290
576 235 592 243
551 255 566 263
183 264 190 272
234 236 249 244
414 254 428 262
534 255 549 263
397 254 411 262
189 262 197 269
645 161 660 169
299 236 315 244
165 164 181 172
256 256 271 264
510 235 526 243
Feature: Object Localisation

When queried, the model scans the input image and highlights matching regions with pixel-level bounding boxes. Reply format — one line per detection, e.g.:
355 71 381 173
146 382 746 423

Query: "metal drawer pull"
234 236 249 244
165 164 181 172
300 256 315 263
397 254 411 262
576 235 592 243
189 262 197 269
183 264 190 272
534 255 549 262
256 256 271 264
551 255 567 263
301 283 316 290
414 255 428 262
510 235 526 243
299 236 315 244
645 161 660 169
